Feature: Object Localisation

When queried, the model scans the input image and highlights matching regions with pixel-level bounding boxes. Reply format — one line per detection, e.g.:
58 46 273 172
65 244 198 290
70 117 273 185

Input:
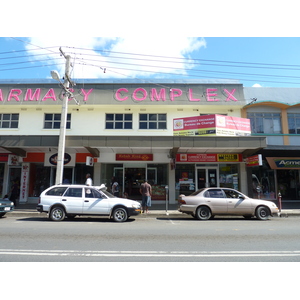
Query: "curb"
6 209 300 218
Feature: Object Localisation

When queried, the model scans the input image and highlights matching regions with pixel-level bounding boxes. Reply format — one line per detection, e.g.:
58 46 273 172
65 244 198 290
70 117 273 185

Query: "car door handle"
62 199 67 201
84 200 89 202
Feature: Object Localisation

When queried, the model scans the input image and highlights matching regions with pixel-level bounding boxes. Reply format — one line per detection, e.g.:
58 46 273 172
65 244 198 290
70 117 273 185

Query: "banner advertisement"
19 163 30 203
176 153 243 162
245 154 263 167
266 157 300 169
173 114 251 136
44 153 76 167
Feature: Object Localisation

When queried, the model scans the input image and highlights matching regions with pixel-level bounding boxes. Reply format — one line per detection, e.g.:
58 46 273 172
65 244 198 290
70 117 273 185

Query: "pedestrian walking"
140 179 152 213
111 177 120 197
85 173 93 186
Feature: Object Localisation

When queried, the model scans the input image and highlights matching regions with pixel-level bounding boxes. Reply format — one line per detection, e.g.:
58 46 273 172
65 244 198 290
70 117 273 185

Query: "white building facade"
0 79 267 205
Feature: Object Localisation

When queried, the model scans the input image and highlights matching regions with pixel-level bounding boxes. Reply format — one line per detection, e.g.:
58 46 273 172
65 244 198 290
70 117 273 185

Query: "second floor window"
288 113 300 134
139 113 167 129
0 113 19 128
105 114 132 129
247 112 281 134
44 113 71 129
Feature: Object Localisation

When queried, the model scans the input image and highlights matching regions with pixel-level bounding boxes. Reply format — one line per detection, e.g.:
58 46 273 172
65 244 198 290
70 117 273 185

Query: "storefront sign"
86 156 94 166
0 154 8 162
19 163 29 203
0 84 245 105
245 154 263 167
44 153 76 167
176 153 242 162
266 157 300 169
8 154 20 166
116 154 153 161
173 114 251 136
115 87 239 102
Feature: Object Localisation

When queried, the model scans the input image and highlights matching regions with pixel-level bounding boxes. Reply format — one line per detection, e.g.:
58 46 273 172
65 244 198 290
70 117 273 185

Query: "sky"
1 37 300 88
1 2 300 88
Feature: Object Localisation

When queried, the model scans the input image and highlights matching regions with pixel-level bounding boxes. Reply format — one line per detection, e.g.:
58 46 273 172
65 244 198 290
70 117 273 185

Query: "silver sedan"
178 187 279 220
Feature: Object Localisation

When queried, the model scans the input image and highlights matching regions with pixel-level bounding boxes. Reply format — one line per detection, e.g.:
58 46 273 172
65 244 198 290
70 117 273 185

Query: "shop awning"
0 135 267 159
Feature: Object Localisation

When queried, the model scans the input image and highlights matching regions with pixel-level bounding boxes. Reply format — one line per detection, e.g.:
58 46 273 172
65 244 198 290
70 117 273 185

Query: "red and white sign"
245 154 263 167
176 153 242 162
116 154 153 161
173 114 251 136
19 163 30 203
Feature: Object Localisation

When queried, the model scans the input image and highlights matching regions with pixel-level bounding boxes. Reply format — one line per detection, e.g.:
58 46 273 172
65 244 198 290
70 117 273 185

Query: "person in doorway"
10 180 20 207
140 179 152 213
85 173 93 186
3 194 10 201
111 177 120 197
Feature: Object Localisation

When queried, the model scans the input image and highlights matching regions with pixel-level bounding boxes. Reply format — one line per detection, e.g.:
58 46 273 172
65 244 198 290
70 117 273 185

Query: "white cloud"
252 83 262 87
25 37 206 79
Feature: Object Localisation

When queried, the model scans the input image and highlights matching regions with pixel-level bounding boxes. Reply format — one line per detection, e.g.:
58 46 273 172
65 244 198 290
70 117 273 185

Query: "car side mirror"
239 195 245 200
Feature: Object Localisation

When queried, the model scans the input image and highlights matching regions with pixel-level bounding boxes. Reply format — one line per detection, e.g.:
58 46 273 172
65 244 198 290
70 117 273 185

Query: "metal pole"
165 185 169 215
55 53 71 185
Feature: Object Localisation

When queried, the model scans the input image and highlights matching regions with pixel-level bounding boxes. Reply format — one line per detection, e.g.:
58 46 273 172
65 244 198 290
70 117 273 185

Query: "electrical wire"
1 40 300 86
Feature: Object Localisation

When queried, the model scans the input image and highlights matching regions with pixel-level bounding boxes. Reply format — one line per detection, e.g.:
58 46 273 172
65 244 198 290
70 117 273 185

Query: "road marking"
1 249 300 258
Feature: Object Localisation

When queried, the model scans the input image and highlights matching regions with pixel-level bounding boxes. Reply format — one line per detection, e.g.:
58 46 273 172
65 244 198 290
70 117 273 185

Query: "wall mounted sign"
176 153 242 162
8 154 20 166
116 154 153 161
44 153 75 167
19 163 29 204
0 83 245 105
173 114 251 136
245 154 263 167
266 157 300 169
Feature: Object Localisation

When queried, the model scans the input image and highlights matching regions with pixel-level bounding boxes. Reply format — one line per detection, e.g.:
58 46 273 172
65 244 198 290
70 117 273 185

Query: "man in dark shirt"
140 179 152 213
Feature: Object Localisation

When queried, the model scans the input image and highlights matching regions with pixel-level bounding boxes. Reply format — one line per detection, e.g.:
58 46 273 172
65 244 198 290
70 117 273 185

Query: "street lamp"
51 54 71 185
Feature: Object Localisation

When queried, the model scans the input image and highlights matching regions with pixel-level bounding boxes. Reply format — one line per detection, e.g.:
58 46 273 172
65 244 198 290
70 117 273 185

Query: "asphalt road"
1 213 300 262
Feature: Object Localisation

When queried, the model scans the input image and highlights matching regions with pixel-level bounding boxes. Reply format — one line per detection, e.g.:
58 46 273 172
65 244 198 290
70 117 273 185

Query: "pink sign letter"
8 89 22 101
206 88 219 102
133 88 147 101
170 88 182 101
115 88 128 101
151 88 166 101
188 88 200 102
224 88 237 101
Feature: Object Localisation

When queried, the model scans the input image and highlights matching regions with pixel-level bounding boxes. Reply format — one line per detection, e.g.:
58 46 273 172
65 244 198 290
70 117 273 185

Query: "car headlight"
132 203 141 209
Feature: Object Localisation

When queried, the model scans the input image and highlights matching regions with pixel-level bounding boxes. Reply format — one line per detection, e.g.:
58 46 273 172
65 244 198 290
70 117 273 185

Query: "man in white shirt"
85 173 93 186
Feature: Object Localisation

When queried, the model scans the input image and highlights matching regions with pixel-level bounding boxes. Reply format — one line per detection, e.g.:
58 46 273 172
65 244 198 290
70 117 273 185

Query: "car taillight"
179 199 186 204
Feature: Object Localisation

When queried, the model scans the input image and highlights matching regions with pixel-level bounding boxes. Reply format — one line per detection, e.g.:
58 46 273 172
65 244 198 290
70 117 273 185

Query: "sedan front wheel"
255 206 270 220
195 206 212 220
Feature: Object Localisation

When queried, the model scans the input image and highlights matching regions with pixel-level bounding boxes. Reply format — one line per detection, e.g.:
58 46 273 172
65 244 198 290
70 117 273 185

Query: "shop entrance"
50 167 74 185
277 169 300 200
124 167 145 199
196 167 218 189
8 166 21 205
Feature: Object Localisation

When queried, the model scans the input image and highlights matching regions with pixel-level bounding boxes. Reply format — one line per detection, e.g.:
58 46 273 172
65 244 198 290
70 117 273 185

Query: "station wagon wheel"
49 206 66 221
112 207 128 222
255 206 270 220
196 206 211 221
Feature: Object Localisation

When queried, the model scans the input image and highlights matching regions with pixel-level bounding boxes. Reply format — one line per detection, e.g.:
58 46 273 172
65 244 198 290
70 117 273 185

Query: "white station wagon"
37 184 141 222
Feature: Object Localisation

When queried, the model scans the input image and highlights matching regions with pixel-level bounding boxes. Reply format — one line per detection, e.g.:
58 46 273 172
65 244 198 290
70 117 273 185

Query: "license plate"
4 207 10 211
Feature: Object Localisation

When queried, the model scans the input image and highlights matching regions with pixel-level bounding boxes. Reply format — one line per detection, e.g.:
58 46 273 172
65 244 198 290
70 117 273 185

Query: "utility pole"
55 48 71 185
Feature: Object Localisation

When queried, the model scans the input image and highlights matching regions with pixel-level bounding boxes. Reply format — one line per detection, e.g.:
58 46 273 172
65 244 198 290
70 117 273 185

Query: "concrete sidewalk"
9 202 300 217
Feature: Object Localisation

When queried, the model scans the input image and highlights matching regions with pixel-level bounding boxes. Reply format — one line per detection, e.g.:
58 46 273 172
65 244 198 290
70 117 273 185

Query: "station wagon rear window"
45 187 68 196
